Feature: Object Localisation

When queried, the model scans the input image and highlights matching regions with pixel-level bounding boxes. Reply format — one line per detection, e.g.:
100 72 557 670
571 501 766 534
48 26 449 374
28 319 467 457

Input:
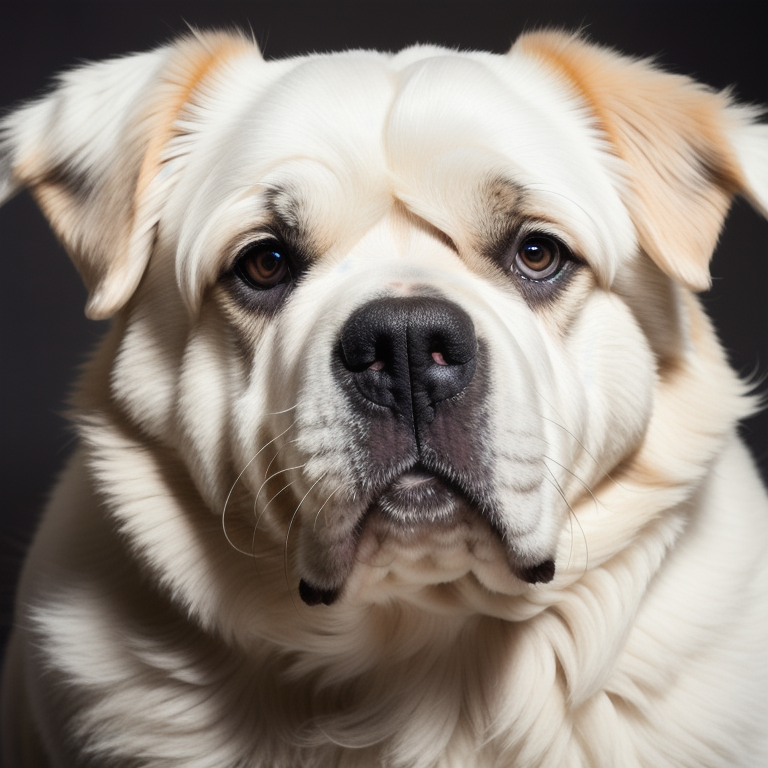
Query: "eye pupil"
514 235 564 280
236 243 291 289
258 251 280 275
522 244 549 267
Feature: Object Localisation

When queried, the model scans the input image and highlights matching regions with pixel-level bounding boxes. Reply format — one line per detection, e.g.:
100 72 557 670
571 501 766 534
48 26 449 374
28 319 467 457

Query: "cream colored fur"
1 30 766 768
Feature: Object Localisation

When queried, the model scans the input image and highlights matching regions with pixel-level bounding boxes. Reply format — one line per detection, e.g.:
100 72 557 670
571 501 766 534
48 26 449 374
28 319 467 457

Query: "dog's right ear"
0 31 255 319
515 31 768 293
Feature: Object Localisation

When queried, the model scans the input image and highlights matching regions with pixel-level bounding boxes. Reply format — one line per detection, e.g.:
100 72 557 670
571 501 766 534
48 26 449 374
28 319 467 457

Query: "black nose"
338 297 477 423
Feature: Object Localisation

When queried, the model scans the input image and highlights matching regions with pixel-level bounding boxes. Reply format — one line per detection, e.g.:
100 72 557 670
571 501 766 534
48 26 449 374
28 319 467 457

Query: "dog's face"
155 39 658 604
198 51 658 603
1 32 765 616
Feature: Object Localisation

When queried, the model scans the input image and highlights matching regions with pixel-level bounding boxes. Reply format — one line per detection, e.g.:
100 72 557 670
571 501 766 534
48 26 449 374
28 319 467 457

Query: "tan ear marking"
12 31 256 320
136 32 254 201
516 31 746 291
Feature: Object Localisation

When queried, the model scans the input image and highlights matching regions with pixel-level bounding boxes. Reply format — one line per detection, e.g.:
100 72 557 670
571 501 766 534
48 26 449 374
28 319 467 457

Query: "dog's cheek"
479 332 560 562
612 256 687 365
112 276 264 516
566 292 656 483
223 303 342 538
275 287 365 488
173 307 248 511
109 253 189 440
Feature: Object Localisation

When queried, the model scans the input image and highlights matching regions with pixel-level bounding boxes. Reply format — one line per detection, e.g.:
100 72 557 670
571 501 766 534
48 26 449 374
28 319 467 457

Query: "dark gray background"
1 1 766 657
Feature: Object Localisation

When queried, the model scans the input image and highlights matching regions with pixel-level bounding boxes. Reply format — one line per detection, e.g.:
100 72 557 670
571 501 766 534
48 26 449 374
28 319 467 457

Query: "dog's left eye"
513 235 567 280
234 242 291 290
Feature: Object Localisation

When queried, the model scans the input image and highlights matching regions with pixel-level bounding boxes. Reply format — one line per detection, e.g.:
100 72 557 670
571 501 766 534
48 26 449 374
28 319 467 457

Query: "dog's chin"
298 468 556 607
374 468 463 529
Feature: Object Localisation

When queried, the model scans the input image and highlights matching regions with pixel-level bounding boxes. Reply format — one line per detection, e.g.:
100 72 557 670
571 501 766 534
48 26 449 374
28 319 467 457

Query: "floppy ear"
515 31 768 291
0 31 255 319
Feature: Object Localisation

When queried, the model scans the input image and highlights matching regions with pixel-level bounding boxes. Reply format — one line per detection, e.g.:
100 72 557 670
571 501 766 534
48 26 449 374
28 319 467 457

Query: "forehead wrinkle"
382 57 539 250
386 199 459 256
178 52 395 232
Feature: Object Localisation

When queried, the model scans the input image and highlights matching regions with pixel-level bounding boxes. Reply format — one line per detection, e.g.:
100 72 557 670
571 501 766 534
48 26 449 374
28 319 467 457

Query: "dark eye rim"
233 239 293 291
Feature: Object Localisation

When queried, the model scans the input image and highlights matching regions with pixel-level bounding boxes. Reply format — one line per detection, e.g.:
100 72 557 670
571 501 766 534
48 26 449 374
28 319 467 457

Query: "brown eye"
235 242 291 289
514 236 564 280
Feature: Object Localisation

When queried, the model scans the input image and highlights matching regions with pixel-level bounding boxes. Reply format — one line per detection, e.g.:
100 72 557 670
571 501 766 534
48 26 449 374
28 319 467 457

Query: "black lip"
298 580 340 606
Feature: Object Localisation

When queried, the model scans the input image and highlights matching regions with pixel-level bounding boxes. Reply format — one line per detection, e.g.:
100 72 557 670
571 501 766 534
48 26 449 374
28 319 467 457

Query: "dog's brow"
476 176 528 249
491 176 529 213
260 186 318 261
262 185 298 225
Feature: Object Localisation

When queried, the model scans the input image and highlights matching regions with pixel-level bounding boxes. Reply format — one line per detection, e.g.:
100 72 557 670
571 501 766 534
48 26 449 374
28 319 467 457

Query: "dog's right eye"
234 242 292 290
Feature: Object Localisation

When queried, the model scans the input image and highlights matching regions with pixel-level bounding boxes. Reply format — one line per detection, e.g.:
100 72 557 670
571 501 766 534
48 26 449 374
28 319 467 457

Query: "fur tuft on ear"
514 31 768 292
0 30 256 319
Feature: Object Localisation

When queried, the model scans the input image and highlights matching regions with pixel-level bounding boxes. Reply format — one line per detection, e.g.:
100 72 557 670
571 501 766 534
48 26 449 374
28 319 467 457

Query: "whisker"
267 403 299 416
256 480 299 532
255 464 307 508
543 466 589 575
537 410 646 495
262 441 290 483
221 418 298 556
260 437 302 490
284 474 328 564
542 454 602 515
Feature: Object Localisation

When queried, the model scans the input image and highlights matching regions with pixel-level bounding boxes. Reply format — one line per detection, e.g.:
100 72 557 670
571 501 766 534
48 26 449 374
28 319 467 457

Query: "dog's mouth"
374 464 463 528
297 464 555 607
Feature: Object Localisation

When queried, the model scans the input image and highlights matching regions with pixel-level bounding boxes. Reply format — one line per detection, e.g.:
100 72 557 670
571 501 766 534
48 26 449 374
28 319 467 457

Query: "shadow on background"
1 0 766 662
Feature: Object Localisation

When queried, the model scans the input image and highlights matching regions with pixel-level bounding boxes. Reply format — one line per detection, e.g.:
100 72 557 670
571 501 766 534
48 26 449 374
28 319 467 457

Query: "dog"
1 29 766 767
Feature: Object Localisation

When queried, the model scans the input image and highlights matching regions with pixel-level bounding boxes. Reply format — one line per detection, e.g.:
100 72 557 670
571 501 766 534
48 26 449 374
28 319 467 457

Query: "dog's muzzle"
298 295 554 606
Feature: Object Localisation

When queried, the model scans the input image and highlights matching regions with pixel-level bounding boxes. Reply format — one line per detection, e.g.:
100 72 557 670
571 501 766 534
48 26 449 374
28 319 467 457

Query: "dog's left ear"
0 31 255 319
515 31 768 291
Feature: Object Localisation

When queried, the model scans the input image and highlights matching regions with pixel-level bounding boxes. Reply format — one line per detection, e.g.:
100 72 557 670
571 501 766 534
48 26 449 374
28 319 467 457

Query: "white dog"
1 29 766 768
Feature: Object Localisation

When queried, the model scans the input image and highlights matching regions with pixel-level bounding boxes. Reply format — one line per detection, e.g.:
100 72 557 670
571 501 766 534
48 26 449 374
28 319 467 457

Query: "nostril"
431 351 448 366
339 317 399 374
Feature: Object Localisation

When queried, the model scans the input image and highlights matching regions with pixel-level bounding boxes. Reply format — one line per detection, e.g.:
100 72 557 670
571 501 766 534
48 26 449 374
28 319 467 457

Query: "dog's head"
2 31 766 612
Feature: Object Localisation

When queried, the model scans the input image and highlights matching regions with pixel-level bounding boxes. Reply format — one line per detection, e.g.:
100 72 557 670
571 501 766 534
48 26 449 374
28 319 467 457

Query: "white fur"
1 30 766 768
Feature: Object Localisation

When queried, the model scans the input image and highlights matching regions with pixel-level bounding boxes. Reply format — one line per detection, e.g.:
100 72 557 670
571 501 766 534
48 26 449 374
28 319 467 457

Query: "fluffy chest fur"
1 30 766 768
